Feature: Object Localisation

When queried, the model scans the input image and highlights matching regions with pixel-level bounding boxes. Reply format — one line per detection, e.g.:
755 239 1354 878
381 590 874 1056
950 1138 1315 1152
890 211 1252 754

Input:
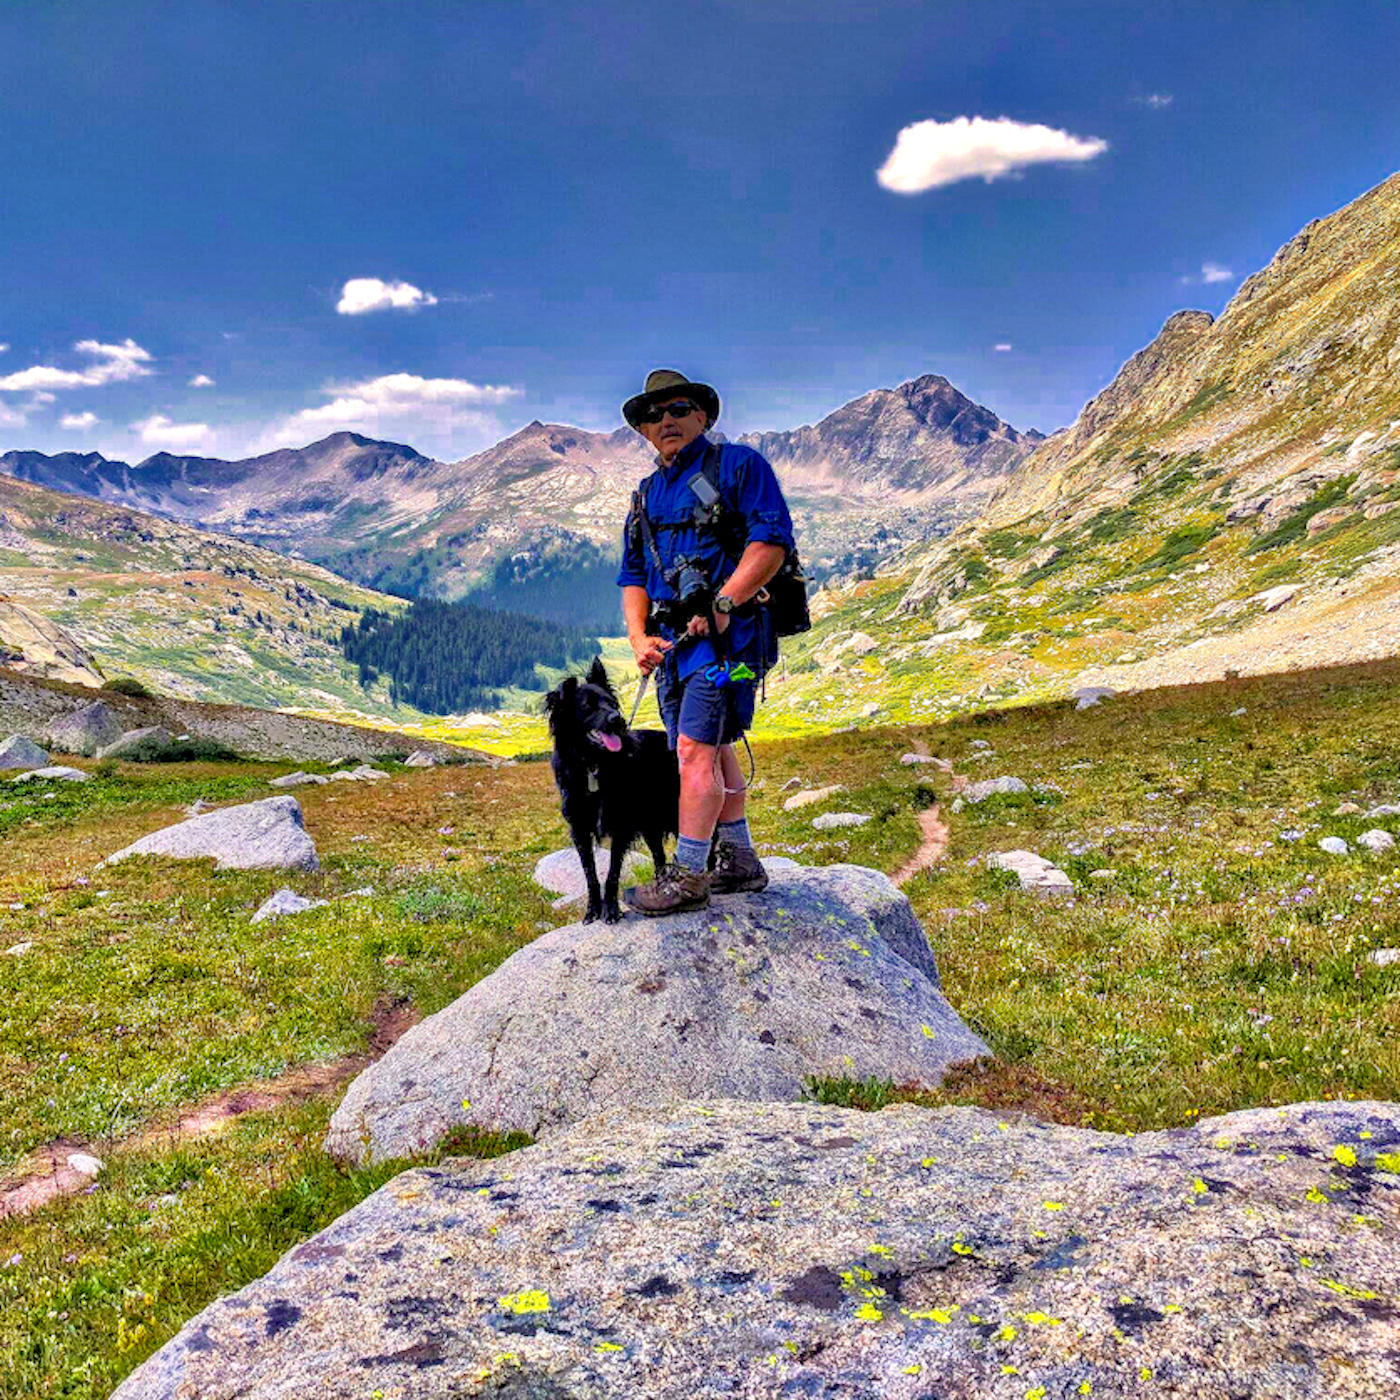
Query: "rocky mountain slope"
0 472 431 722
2 379 1040 607
733 168 1400 736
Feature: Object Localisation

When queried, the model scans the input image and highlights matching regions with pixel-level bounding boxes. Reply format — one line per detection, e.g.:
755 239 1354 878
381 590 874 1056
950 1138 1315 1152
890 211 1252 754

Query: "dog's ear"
586 655 610 690
544 677 577 733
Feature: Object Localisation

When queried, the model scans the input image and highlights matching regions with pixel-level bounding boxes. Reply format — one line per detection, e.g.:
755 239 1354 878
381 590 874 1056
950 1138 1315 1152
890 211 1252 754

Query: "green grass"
1246 474 1358 553
2 659 1400 1393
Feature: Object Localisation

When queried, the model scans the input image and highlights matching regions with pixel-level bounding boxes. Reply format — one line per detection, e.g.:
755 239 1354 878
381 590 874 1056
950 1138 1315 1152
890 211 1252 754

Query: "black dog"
544 656 679 924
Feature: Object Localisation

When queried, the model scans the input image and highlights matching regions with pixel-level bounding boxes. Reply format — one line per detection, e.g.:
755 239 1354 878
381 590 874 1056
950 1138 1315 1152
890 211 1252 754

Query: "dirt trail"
892 741 956 887
0 995 419 1221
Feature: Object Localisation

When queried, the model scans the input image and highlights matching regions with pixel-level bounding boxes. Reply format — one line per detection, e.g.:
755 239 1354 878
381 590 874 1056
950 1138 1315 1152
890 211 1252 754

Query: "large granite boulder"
0 734 49 770
101 795 319 872
328 864 983 1164
112 1097 1400 1400
96 725 173 760
45 701 124 756
10 765 90 783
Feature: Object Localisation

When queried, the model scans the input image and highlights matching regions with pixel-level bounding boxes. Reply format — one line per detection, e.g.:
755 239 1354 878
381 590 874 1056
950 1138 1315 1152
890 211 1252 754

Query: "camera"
651 556 712 631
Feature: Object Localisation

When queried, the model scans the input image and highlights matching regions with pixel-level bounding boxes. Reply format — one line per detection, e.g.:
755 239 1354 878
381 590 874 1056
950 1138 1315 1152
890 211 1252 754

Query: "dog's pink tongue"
599 733 622 753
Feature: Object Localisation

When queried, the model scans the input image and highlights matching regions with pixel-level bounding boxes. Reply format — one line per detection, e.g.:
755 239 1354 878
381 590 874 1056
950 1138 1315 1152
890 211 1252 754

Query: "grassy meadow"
0 657 1398 1395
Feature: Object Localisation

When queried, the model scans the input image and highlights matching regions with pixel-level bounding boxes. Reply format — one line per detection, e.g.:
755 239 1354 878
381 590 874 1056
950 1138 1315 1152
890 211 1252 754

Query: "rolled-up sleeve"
733 448 795 551
616 495 648 588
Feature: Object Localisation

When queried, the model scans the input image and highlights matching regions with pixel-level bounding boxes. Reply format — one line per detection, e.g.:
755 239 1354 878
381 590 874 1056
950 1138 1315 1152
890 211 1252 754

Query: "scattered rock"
251 888 330 924
969 739 992 751
1364 803 1400 818
5 942 33 956
184 799 212 817
1358 830 1395 853
45 701 124 757
10 766 90 784
96 725 173 761
115 1099 1400 1400
782 785 843 812
351 765 390 780
988 849 1073 896
1333 802 1362 816
1318 836 1350 856
327 770 361 782
532 847 642 906
0 735 49 770
1370 947 1400 967
1230 706 1247 716
66 1152 103 1178
1071 686 1116 710
899 753 943 767
269 771 330 788
404 750 438 768
859 702 880 719
102 795 319 872
963 776 1028 803
812 812 871 831
1088 868 1116 881
949 796 965 814
1250 584 1298 613
779 776 801 792
327 864 981 1163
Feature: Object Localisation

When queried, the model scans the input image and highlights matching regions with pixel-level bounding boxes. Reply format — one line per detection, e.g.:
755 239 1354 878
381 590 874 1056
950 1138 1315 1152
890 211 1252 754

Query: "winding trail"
892 742 957 887
0 996 419 1221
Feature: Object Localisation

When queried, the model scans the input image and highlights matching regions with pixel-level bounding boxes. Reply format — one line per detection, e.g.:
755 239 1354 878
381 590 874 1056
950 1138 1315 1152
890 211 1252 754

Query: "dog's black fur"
544 656 679 923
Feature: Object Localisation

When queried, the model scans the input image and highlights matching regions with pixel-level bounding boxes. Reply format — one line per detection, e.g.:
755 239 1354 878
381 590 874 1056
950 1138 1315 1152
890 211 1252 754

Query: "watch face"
716 595 734 613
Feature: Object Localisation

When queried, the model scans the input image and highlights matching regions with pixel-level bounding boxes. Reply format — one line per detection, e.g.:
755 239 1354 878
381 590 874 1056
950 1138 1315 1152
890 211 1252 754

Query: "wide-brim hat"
622 369 721 430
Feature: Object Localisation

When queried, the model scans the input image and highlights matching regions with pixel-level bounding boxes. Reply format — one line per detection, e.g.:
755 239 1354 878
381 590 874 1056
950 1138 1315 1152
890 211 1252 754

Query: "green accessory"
729 662 756 681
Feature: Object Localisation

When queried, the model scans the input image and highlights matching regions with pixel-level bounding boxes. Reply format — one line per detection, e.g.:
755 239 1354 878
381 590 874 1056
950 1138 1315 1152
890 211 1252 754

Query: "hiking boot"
710 839 769 894
624 863 711 916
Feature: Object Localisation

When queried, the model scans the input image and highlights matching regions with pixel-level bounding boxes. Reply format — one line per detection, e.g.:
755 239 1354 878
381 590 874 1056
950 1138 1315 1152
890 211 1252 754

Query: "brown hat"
622 369 721 430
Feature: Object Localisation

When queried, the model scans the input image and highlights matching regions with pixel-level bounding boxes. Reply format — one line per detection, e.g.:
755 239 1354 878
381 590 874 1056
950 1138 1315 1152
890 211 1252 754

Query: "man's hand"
630 634 672 676
685 611 730 638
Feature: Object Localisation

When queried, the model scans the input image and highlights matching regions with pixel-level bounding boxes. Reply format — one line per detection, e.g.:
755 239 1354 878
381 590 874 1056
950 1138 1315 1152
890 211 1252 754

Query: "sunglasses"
639 399 699 425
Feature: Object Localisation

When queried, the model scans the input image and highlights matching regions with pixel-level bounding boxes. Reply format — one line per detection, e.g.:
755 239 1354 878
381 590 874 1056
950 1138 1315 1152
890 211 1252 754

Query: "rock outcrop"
96 724 172 760
0 595 104 688
101 795 319 872
45 700 124 756
327 864 984 1164
0 734 48 769
113 1097 1400 1400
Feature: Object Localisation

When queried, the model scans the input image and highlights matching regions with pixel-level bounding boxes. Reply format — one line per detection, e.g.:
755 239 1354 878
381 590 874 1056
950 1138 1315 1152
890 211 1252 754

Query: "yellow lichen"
1332 1144 1357 1167
498 1289 550 1314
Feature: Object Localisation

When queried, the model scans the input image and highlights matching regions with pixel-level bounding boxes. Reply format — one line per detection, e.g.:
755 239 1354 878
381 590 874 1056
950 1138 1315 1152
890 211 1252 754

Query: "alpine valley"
4 171 1400 747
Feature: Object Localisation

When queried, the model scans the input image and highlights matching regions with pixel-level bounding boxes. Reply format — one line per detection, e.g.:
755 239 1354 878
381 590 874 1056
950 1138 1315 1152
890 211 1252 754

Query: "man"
617 368 795 916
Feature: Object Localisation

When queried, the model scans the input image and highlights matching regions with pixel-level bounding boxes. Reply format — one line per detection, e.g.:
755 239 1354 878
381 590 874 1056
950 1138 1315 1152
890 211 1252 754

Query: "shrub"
102 677 154 698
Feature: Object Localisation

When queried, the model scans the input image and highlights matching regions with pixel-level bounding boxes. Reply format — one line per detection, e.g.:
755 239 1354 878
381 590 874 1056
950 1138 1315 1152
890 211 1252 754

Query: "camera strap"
631 487 668 577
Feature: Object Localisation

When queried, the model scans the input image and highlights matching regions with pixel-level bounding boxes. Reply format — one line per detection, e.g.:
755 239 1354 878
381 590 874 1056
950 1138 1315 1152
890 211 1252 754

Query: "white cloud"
252 371 520 452
1179 261 1236 286
189 374 215 387
994 343 1013 352
876 115 1108 193
61 411 100 431
0 402 25 428
0 343 8 354
1140 93 1174 109
0 338 154 393
336 278 439 315
133 414 213 450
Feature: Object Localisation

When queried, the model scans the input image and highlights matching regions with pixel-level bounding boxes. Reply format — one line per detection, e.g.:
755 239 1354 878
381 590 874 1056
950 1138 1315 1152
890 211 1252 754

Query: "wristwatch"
714 594 736 615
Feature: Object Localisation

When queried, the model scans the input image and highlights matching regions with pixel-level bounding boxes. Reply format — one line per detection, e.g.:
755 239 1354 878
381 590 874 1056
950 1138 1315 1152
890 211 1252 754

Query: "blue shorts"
656 664 757 749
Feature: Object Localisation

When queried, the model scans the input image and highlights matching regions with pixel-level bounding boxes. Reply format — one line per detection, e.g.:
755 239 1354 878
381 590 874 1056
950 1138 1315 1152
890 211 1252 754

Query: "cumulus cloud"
876 115 1108 193
189 373 215 387
133 414 213 449
336 278 439 315
254 371 520 452
1139 93 1174 109
0 338 154 393
994 343 1013 352
61 411 100 431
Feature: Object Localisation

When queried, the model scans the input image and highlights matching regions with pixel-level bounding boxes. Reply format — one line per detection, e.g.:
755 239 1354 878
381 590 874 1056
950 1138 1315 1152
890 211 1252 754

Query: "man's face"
638 398 707 463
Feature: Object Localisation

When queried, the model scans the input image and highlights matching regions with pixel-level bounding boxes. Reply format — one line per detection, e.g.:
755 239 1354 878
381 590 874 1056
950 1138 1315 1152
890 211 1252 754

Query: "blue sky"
2 0 1398 464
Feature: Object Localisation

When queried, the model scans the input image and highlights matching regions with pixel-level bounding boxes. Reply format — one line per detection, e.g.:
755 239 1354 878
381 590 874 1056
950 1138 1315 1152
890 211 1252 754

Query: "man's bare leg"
718 742 747 824
678 733 724 842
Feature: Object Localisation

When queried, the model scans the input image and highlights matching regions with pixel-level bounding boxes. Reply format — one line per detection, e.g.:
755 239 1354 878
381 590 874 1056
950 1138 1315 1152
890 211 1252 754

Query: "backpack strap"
685 443 748 565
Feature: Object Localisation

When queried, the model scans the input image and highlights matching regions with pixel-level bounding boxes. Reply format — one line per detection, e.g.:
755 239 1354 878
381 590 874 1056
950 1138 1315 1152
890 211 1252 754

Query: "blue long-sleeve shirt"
617 434 796 681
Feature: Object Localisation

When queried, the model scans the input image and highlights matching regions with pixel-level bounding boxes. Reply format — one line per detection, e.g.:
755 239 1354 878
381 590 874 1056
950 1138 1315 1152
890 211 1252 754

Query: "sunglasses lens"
644 400 695 423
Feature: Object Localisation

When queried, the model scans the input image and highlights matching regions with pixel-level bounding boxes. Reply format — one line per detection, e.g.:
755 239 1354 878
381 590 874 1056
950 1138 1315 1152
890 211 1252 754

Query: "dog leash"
628 672 650 727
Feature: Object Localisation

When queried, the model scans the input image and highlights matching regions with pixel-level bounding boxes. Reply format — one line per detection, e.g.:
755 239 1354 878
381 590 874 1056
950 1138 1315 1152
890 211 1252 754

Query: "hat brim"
622 381 720 430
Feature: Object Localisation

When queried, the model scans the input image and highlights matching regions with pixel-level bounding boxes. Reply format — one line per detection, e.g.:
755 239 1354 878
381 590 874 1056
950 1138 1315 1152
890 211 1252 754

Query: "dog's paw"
603 900 623 924
583 901 602 924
